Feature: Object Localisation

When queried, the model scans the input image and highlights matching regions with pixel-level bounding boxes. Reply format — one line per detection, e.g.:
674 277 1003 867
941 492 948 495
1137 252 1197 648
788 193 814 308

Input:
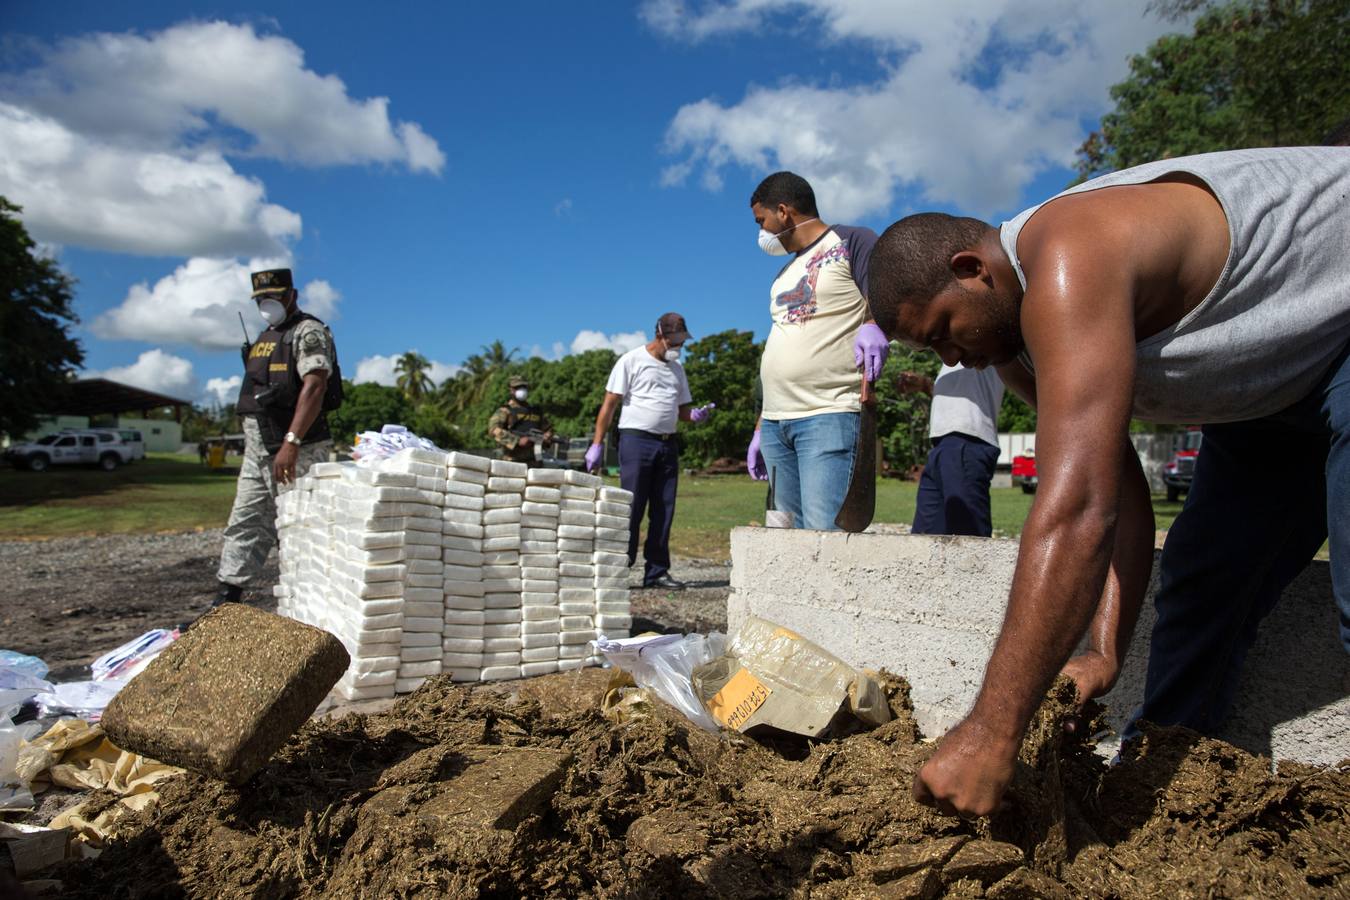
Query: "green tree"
1077 0 1350 179
0 198 84 439
328 380 413 447
394 352 433 404
998 393 1037 433
874 349 941 475
681 329 763 467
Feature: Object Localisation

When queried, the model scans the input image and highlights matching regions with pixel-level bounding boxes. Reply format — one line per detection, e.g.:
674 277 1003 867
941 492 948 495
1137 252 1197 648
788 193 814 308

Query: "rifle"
238 312 252 367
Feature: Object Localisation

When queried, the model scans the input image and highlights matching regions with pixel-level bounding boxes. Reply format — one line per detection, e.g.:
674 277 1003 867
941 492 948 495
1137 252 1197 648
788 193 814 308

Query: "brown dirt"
53 672 1348 899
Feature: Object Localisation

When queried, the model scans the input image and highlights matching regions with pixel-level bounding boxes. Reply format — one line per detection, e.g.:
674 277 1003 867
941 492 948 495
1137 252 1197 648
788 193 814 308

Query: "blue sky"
1 1 1177 405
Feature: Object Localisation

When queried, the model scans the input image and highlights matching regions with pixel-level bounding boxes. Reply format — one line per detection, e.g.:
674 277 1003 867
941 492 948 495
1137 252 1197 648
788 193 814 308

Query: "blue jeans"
912 433 1000 537
618 430 679 584
759 412 860 531
1126 341 1350 739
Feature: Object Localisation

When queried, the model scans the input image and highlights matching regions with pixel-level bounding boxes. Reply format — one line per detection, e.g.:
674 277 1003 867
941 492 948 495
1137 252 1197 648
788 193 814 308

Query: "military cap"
251 268 294 297
509 376 529 390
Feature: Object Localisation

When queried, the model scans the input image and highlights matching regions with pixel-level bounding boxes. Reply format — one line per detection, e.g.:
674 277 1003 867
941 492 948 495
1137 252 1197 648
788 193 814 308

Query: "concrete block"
728 527 1349 765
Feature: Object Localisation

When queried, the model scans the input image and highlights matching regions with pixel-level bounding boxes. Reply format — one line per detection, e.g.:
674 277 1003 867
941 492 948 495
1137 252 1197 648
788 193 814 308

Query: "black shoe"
643 574 686 591
214 582 243 607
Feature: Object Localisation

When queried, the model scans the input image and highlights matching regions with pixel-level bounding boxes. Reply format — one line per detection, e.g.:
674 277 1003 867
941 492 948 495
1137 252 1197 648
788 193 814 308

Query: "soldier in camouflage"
215 268 343 605
488 375 554 465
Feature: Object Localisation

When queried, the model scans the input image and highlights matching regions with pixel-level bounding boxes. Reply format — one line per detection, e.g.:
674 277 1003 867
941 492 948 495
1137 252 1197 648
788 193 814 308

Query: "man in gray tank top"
863 146 1349 820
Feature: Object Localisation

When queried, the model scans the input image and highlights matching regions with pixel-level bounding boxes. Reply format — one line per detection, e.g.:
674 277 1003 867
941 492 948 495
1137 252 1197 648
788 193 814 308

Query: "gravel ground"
1 530 732 682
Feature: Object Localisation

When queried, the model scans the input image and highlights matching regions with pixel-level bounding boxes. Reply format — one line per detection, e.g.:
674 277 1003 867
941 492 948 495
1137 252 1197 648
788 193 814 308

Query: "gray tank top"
1001 147 1350 423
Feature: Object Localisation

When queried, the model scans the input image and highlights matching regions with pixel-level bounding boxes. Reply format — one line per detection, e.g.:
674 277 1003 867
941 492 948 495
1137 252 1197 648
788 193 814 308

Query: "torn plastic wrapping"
596 633 728 732
691 616 891 739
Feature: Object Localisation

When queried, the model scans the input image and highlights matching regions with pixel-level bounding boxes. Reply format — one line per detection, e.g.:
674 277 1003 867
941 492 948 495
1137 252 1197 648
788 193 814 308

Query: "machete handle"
860 373 875 405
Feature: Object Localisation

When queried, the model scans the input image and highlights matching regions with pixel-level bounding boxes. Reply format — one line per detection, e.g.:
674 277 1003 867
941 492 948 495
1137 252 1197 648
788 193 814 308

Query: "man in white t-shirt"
585 313 714 589
898 364 1005 536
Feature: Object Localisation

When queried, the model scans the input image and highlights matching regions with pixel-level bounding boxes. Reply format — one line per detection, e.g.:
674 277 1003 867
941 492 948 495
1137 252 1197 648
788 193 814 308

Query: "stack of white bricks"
276 449 635 697
480 459 526 681
442 452 490 682
522 467 564 675
594 485 634 643
274 451 446 701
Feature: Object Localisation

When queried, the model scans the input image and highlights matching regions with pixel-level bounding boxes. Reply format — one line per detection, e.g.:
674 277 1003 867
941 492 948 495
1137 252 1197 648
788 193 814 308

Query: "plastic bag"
91 629 177 683
0 718 44 811
596 632 727 732
351 424 442 463
0 650 49 681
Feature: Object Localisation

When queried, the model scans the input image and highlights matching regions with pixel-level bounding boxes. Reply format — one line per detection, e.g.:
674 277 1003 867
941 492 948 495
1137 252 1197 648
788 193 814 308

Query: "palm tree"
394 352 433 404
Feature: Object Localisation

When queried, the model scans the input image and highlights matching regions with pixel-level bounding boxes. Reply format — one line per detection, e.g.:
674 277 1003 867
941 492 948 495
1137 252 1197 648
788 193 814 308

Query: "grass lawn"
0 456 1191 557
0 452 243 538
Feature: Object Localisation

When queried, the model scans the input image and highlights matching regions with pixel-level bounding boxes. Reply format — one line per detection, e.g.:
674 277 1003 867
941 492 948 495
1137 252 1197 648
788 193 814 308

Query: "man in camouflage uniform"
488 375 554 466
215 268 342 605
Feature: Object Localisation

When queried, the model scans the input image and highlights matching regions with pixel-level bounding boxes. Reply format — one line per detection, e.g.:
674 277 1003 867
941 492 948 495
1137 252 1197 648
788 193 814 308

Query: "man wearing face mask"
488 375 554 465
585 313 715 590
746 171 891 530
214 268 342 607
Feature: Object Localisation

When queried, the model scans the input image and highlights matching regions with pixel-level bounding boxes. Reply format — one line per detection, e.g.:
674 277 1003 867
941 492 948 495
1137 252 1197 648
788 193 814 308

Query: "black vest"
236 313 343 452
503 404 546 435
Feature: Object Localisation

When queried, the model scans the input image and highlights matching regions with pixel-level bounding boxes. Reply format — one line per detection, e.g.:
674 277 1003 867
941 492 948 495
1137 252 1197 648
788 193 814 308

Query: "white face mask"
257 297 288 326
513 388 528 401
757 217 817 256
663 348 681 363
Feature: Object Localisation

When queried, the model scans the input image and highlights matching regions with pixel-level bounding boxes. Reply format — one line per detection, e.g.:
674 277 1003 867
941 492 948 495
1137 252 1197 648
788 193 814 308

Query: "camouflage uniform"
488 397 552 465
217 318 335 588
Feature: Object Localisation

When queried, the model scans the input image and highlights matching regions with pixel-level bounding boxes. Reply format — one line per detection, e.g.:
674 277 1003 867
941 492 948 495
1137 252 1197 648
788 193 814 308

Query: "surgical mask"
664 348 681 363
757 217 817 256
257 297 288 326
514 388 528 401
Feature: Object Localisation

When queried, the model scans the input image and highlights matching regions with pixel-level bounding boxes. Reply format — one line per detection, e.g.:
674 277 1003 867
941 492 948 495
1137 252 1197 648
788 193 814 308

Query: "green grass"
0 459 1200 557
0 452 243 538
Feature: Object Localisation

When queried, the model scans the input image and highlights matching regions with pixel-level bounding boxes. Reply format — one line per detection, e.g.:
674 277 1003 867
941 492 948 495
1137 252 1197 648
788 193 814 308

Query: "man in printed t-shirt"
746 171 891 530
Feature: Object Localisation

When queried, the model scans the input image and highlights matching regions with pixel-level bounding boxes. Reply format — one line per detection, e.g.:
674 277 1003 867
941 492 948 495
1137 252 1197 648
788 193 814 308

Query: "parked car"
5 430 135 472
1162 429 1203 502
1011 449 1037 494
89 428 145 462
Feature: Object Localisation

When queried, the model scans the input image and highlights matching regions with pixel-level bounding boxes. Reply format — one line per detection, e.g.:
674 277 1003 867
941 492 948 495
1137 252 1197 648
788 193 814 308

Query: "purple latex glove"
690 402 716 423
584 442 603 473
747 429 768 481
853 322 890 382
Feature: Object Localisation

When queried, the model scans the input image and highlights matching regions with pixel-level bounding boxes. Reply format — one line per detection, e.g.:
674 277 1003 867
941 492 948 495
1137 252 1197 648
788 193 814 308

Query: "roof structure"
56 378 192 419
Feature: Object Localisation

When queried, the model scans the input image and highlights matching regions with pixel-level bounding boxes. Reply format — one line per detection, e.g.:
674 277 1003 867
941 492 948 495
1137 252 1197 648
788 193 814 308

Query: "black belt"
619 428 676 442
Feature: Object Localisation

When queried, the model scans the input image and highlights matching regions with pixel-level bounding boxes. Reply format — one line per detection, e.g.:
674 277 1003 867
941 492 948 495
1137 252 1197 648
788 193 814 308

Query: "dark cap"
508 375 529 390
251 268 293 297
656 312 691 343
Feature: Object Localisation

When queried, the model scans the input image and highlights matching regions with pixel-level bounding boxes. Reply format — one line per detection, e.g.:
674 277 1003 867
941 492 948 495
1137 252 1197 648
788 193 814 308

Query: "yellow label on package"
708 668 772 730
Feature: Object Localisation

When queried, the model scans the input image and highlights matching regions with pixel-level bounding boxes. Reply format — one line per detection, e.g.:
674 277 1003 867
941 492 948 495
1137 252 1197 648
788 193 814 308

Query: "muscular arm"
286 371 329 441
591 392 623 444
916 232 1149 817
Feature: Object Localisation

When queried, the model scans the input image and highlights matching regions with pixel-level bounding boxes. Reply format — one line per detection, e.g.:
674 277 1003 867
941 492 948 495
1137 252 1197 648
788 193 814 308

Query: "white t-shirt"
605 346 692 435
928 364 1004 447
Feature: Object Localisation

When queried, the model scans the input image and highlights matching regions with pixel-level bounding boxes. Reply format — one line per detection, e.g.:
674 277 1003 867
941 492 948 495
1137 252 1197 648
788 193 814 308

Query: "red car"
1011 450 1037 494
1163 429 1203 502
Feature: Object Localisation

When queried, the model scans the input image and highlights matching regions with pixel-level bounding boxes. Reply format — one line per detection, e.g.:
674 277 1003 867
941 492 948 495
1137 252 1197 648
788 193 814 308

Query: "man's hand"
517 436 532 448
912 718 1020 819
747 430 768 481
273 442 300 485
854 322 891 382
1060 651 1121 706
584 443 603 473
690 402 716 423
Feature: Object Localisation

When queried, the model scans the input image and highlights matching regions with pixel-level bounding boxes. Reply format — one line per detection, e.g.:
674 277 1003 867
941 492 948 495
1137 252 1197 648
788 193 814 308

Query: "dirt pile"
57 671 1348 899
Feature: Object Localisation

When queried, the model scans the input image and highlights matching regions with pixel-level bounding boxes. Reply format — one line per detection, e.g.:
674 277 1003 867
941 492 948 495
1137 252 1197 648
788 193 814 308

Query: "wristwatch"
284 431 301 446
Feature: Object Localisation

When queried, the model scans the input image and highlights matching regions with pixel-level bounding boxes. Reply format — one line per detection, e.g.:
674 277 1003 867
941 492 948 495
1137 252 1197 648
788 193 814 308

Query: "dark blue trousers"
1126 341 1350 739
912 433 1000 537
619 430 679 584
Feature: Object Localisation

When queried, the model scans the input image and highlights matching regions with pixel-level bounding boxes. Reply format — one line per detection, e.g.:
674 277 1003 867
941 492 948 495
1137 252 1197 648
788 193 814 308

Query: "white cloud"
95 349 197 399
0 20 443 256
90 256 342 352
203 375 242 407
569 330 648 355
7 21 445 172
650 1 1178 218
354 352 460 388
529 342 568 361
0 102 301 257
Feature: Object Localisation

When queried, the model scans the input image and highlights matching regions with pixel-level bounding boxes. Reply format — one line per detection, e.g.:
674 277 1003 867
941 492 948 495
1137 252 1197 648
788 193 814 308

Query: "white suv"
6 430 136 472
